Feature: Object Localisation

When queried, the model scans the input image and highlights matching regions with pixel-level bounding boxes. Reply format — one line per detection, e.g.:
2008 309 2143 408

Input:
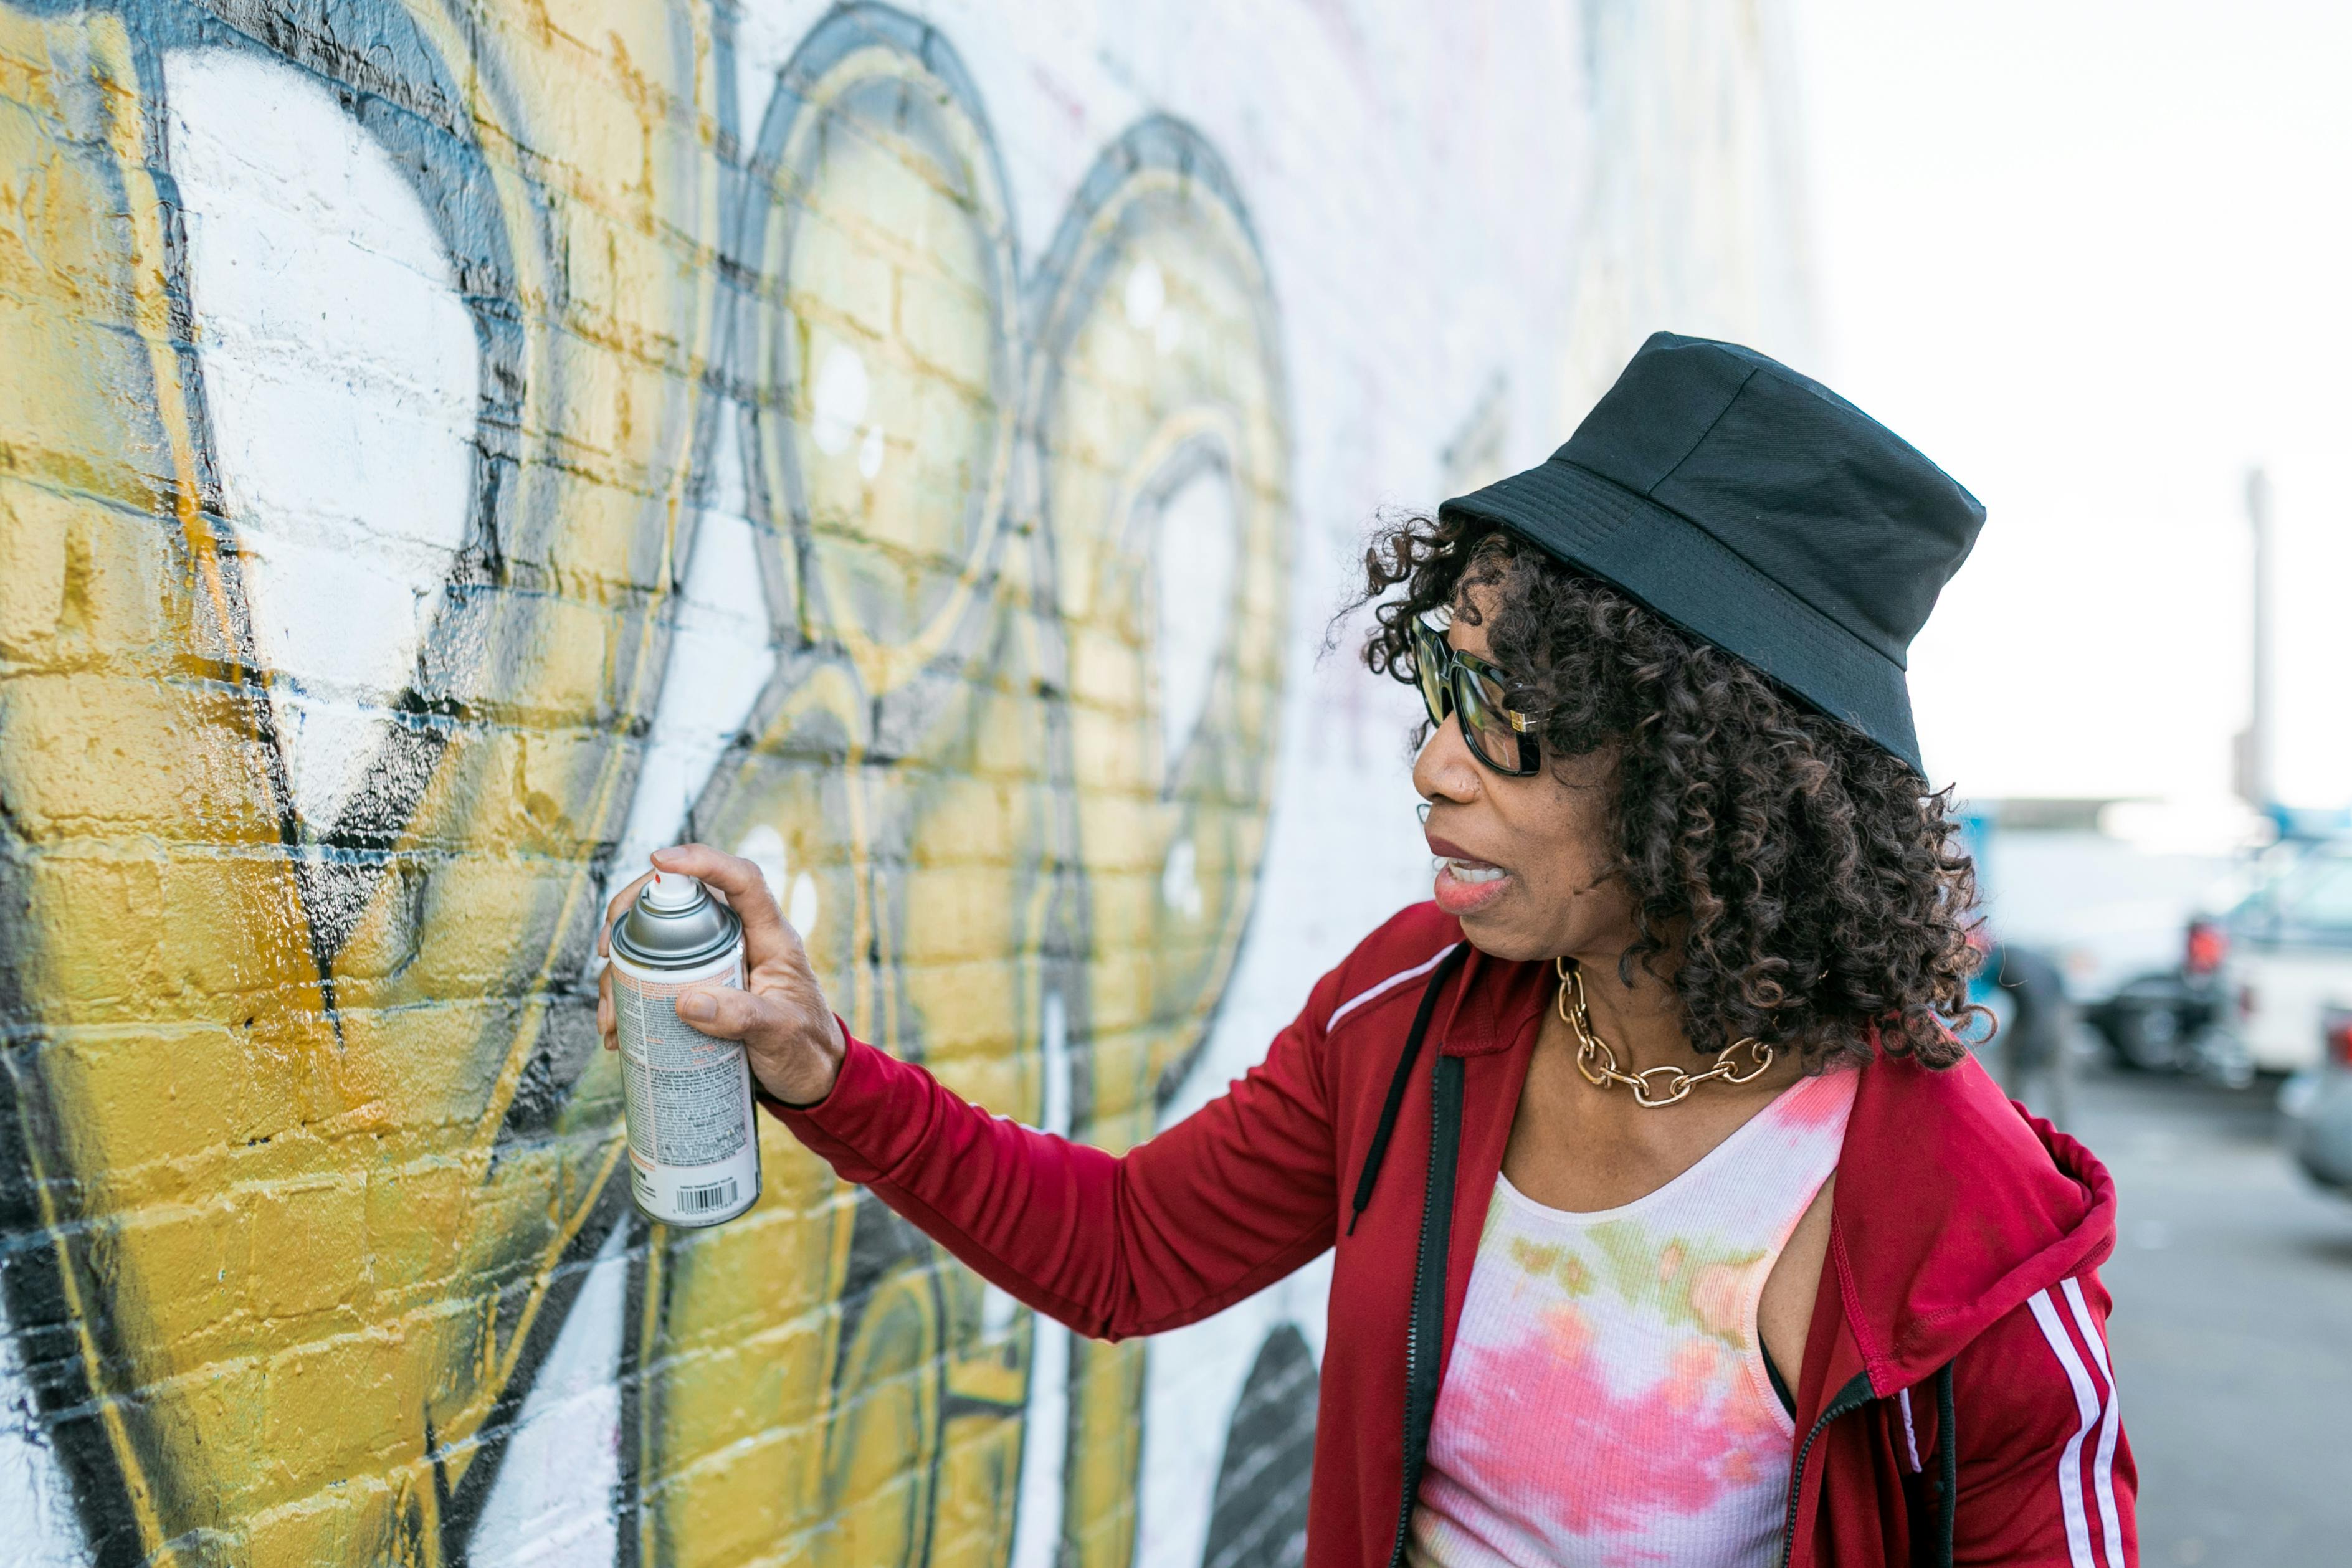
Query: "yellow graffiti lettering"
0 4 1286 1565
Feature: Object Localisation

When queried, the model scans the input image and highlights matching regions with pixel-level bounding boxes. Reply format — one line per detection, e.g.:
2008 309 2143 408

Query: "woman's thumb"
678 984 753 1036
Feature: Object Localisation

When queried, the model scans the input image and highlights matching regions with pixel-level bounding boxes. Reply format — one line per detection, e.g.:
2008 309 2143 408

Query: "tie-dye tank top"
1407 1065 1859 1568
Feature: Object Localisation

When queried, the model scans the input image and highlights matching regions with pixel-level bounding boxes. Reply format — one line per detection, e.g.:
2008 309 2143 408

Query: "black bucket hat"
1439 331 1984 776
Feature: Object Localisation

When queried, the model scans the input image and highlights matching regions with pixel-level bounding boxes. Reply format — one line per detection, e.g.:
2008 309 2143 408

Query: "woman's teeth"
1445 858 1505 885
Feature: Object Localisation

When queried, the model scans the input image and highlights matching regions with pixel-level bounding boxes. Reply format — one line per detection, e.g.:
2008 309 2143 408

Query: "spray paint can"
609 869 761 1227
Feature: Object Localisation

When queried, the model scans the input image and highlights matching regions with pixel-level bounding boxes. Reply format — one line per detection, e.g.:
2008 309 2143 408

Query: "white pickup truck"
2219 841 2352 1073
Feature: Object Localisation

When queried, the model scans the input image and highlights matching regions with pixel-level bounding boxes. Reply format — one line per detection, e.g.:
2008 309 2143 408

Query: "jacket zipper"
1779 1371 1874 1568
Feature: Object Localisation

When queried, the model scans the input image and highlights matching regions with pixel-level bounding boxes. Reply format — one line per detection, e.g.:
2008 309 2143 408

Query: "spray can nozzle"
641 870 706 912
613 868 735 966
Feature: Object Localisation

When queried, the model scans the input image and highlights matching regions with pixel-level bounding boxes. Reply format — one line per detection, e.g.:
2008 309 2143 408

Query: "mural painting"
0 2 1295 1564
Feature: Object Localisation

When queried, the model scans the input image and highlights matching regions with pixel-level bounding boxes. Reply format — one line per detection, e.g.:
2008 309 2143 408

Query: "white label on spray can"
611 941 762 1225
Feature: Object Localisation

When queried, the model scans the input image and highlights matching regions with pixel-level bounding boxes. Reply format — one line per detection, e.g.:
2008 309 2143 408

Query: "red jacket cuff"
755 1024 918 1183
750 1015 859 1113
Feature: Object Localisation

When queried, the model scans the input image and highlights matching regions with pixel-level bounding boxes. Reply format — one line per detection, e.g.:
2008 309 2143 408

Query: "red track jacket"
772 904 2136 1567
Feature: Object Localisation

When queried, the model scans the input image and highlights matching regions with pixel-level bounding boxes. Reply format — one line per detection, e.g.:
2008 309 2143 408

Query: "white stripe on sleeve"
2062 1276 2126 1568
2027 1288 2102 1568
1325 944 1459 1032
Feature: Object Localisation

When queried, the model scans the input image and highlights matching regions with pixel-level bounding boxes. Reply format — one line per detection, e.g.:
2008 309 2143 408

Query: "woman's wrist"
752 1016 850 1108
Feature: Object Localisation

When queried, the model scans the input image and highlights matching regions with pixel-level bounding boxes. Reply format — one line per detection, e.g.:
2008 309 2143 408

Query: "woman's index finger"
653 843 793 947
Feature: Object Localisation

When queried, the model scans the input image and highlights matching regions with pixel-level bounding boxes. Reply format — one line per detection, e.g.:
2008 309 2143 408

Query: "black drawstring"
1347 943 1468 1236
1933 1361 1958 1567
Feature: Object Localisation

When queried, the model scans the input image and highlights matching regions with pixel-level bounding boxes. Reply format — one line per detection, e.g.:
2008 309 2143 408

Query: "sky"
1788 0 2352 835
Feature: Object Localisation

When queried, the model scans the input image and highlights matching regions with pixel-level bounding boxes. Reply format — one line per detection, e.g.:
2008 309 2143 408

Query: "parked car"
2284 1005 2352 1192
2083 911 2255 1081
2220 840 2352 1074
2085 836 2352 1080
2083 920 2231 1075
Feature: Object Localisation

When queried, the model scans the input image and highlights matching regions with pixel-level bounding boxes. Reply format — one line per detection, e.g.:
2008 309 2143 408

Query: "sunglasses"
1410 613 1540 776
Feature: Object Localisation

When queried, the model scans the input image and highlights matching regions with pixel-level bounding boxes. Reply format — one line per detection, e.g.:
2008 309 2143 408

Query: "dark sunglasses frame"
1410 615 1541 776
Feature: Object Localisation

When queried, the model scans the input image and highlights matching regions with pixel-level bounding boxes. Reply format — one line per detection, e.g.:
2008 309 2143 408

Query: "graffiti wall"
0 1 1812 1563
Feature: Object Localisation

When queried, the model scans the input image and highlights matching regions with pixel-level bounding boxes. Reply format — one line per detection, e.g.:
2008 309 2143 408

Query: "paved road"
2059 1059 2352 1567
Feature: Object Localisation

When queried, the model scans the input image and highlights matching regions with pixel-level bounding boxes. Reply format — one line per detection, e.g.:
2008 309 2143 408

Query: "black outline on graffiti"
0 0 553 1557
0 4 1302 1564
1020 113 1293 1120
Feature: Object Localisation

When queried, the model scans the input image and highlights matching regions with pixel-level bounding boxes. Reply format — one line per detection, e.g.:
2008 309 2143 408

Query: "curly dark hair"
1354 510 1983 1071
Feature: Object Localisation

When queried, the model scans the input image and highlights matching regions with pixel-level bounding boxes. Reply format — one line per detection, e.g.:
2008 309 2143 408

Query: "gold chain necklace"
1555 958 1774 1108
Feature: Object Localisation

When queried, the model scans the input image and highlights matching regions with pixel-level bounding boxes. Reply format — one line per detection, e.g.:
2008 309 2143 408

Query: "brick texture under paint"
0 2 1812 1564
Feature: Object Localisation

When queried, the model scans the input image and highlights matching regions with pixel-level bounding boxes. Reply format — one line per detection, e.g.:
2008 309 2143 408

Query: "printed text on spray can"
611 941 761 1225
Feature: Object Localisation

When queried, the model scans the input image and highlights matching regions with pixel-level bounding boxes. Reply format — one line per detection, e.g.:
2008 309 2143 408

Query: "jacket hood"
1831 1042 2118 1395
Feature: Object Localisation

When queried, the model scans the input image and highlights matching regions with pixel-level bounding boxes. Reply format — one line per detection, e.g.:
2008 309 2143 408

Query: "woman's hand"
596 843 847 1106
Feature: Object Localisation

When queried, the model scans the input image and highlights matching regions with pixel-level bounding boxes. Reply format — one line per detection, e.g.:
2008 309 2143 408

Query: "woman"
602 335 2133 1567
